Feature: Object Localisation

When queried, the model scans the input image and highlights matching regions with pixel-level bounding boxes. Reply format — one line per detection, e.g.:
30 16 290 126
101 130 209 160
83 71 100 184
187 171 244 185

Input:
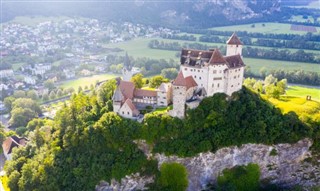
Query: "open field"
59 74 119 89
289 15 319 23
286 86 320 101
243 58 320 75
211 22 320 34
104 38 320 75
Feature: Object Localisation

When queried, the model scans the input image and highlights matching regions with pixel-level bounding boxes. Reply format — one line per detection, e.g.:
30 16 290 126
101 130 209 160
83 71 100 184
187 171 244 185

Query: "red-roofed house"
2 136 28 160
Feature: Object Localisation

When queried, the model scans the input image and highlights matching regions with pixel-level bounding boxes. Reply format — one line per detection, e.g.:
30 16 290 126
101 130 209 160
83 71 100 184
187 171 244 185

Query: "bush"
159 163 188 191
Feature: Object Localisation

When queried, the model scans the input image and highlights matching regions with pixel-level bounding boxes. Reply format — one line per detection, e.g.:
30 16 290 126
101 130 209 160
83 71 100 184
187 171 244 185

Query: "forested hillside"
2 0 284 27
4 79 319 190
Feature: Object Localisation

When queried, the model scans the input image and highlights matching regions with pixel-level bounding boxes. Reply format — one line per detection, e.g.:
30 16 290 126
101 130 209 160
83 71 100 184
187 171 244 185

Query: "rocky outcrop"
95 173 154 191
155 139 319 191
96 139 320 191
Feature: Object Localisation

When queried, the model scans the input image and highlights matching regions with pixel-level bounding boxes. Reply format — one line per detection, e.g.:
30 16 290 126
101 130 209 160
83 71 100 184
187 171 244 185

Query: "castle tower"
226 32 243 56
122 52 133 81
171 72 187 119
112 87 123 113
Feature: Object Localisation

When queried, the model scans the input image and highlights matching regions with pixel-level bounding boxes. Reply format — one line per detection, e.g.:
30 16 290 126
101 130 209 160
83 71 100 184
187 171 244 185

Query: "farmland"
211 22 320 34
104 37 320 75
59 74 119 89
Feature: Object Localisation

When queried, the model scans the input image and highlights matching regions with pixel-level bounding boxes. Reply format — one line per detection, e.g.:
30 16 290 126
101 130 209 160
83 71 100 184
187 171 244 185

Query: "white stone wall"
181 65 208 90
226 44 243 56
118 102 135 119
207 64 228 96
170 85 186 119
157 91 169 107
113 101 121 113
226 67 244 96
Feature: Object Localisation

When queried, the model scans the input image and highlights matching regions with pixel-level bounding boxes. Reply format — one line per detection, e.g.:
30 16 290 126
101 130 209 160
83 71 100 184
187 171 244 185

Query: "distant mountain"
2 0 286 27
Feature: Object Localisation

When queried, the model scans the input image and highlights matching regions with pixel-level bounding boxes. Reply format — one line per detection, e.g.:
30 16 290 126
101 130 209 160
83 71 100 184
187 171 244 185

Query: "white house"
0 69 14 78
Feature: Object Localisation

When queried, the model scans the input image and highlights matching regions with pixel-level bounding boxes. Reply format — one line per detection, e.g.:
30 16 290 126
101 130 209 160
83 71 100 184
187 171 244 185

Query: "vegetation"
60 74 118 89
217 164 260 191
158 163 188 191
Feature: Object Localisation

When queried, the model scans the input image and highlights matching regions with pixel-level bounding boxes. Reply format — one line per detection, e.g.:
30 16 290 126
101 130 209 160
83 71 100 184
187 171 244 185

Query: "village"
0 19 176 113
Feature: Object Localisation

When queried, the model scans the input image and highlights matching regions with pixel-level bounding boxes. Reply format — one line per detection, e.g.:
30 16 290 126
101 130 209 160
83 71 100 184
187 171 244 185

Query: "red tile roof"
173 71 197 90
119 80 135 99
134 89 157 98
226 32 243 45
224 55 245 68
124 99 139 116
209 49 227 65
2 136 27 156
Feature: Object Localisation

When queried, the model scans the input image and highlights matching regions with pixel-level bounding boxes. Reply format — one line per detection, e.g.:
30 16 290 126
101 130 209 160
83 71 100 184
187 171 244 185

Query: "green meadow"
59 74 119 89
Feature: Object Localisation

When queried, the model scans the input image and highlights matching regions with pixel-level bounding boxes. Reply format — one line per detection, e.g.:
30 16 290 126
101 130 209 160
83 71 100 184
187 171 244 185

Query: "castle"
112 33 245 119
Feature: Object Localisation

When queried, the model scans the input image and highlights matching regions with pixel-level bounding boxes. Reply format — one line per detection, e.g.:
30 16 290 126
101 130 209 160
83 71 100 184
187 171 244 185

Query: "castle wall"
170 85 187 119
226 44 242 57
181 65 209 91
113 101 121 113
226 67 244 96
207 64 228 96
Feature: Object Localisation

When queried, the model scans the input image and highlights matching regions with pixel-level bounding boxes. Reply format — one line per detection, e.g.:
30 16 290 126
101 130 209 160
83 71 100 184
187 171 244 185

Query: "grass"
11 63 25 71
289 15 319 23
104 37 320 75
211 22 320 34
59 74 119 89
0 175 10 191
286 86 320 101
243 58 320 75
153 105 173 115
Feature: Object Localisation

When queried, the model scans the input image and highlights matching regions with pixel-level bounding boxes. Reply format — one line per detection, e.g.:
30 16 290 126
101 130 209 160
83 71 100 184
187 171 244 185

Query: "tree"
161 68 178 79
26 90 38 100
56 89 63 97
97 79 117 106
159 163 188 191
9 107 38 127
4 96 16 112
49 91 56 100
44 80 55 91
259 67 268 78
131 73 144 88
13 90 26 98
78 86 83 93
217 164 260 191
264 74 277 86
149 75 169 88
42 93 49 101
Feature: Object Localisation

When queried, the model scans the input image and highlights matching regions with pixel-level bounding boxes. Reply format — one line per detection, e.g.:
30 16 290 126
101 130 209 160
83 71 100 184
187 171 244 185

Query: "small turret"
122 52 133 81
226 32 243 57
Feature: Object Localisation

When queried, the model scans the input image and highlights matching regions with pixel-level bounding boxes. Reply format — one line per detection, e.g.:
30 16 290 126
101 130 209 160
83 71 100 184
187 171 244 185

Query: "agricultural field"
243 58 320 75
211 22 320 34
59 74 119 89
261 85 320 122
286 86 320 101
104 37 320 75
289 15 319 23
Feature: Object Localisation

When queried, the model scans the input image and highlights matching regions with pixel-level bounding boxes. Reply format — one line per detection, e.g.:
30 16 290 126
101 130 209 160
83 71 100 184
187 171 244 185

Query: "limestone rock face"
155 139 319 191
95 173 153 191
96 139 320 191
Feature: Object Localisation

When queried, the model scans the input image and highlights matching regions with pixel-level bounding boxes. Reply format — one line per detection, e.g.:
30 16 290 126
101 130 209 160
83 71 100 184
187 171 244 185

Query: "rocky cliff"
96 139 320 191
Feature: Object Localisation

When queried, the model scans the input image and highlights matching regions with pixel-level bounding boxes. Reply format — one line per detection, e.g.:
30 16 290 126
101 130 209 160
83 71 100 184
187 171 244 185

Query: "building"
170 32 245 118
112 80 172 119
113 33 245 119
2 136 28 160
122 52 140 81
0 69 14 78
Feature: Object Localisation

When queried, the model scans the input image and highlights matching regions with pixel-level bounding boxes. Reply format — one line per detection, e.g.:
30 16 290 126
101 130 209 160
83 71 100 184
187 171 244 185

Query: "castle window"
185 68 187 71
122 111 124 114
236 45 239 47
198 70 200 72
212 84 214 87
194 76 197 79
163 97 166 99
231 85 233 87
199 77 201 80
127 112 129 115
218 83 220 88
213 70 217 74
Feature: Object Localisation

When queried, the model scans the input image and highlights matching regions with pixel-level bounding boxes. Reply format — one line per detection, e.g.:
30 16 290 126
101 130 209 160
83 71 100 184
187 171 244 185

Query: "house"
24 75 37 85
0 69 14 78
32 63 52 76
112 80 171 119
157 83 172 107
2 136 28 160
63 69 76 79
